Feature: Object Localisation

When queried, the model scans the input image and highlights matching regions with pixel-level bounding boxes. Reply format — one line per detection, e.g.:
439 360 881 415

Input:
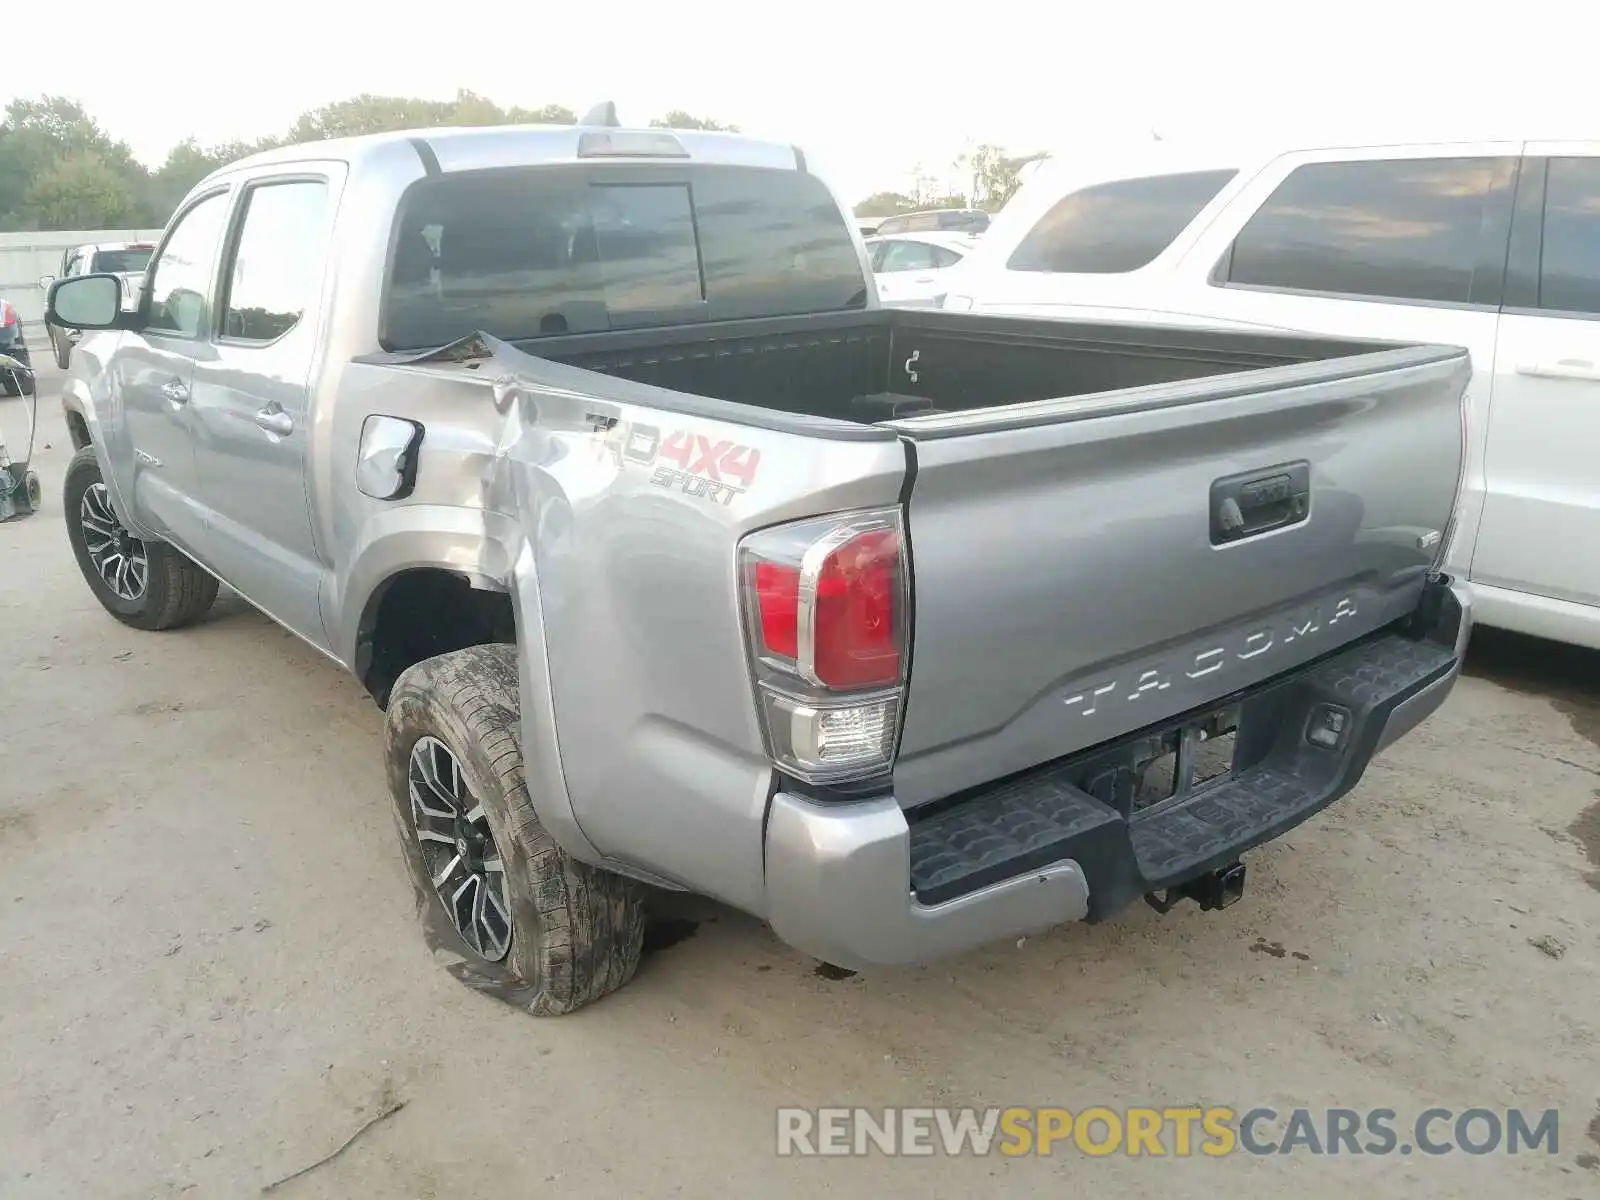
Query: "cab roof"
208 121 808 184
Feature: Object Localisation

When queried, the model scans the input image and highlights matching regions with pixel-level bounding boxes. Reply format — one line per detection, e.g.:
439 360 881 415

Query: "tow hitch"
1144 861 1246 915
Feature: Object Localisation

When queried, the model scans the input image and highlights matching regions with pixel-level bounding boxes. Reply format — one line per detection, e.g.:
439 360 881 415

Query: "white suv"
946 139 1600 652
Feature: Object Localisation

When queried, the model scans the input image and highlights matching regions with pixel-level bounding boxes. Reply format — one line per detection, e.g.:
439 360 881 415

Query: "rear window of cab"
380 164 868 350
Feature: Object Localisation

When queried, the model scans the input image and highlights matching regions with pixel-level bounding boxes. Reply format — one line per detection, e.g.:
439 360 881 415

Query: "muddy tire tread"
386 644 644 1016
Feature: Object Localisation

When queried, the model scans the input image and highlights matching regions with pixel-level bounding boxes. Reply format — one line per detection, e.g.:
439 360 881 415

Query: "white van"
946 139 1600 651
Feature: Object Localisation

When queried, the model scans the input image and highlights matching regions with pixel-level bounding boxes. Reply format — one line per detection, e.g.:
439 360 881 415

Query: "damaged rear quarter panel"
339 336 908 914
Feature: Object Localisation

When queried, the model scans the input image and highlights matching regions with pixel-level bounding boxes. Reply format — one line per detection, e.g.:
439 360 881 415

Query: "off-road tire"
384 643 646 1015
63 447 219 630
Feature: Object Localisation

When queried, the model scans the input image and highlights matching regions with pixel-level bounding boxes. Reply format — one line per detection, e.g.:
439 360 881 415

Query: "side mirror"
48 274 124 331
38 274 55 291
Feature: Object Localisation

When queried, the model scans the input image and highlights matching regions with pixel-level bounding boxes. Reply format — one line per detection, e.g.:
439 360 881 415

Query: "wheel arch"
65 408 90 450
340 509 604 864
335 508 523 684
353 565 517 707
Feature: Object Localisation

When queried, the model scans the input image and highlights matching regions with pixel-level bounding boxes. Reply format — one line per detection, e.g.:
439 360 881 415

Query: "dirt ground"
2 375 1598 1199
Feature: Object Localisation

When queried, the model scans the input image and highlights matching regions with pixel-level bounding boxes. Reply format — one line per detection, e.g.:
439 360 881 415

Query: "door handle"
161 379 189 405
1515 358 1600 381
1210 460 1312 545
253 406 294 437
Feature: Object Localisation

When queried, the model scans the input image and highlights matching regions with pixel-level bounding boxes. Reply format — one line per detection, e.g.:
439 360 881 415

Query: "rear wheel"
63 448 218 630
384 643 646 1015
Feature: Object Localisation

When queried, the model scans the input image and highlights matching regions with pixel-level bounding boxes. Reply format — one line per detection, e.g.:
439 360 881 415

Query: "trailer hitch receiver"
1144 861 1246 915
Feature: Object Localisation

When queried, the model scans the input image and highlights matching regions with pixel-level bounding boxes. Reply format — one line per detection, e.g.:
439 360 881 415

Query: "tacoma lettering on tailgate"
1063 596 1358 717
588 417 762 506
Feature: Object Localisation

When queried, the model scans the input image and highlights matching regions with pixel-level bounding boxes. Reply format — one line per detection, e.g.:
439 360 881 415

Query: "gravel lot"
1 361 1598 1199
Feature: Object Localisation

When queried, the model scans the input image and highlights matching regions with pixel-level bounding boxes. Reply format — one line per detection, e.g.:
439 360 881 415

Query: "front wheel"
384 643 646 1015
63 448 219 630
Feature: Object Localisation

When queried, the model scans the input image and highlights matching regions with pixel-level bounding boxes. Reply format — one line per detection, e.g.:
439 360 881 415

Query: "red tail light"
1 302 15 328
749 522 904 690
754 562 800 659
740 509 909 783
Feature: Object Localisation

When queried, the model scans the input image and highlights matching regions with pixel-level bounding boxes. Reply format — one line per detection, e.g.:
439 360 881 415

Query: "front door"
1475 147 1600 610
115 188 233 553
188 173 337 646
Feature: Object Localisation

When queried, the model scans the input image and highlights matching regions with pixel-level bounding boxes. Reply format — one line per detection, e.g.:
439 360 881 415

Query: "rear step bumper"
763 577 1470 970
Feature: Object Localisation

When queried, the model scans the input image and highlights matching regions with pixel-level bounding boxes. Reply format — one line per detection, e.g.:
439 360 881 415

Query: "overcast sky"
8 0 1597 203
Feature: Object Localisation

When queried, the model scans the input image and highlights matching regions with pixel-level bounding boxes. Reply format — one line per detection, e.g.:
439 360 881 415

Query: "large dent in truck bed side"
396 330 907 914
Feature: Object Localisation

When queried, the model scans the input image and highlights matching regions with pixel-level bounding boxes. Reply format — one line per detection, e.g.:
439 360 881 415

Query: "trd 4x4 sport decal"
587 415 762 507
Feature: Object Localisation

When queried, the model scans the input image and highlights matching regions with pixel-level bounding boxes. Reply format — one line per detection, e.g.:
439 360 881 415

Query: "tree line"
0 93 742 231
854 144 1050 219
0 91 1045 232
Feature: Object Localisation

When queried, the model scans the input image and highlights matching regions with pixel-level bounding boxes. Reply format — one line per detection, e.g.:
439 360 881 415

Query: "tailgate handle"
1211 461 1311 546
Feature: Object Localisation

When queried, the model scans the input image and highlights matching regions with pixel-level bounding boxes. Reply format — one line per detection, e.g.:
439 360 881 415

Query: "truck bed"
518 309 1471 812
524 308 1401 427
364 306 1469 827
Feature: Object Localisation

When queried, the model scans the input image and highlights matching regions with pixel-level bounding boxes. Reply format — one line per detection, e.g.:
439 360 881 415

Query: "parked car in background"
49 118 1469 1013
0 296 33 395
945 137 1600 653
864 231 976 307
873 207 990 236
40 241 155 368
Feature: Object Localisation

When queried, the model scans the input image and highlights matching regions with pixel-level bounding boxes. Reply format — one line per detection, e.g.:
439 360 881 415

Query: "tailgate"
889 346 1470 808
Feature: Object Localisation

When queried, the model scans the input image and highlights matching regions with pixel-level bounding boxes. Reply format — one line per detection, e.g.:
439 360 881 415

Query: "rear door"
1473 147 1600 614
188 170 339 645
889 343 1471 807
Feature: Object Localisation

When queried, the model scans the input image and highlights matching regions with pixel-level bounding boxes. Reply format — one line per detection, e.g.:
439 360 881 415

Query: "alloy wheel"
407 735 513 962
80 482 148 601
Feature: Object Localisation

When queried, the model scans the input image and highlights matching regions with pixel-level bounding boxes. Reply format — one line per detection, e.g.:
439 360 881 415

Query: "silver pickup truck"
48 118 1473 1015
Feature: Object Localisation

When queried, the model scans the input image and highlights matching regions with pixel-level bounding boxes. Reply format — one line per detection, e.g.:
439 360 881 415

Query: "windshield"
381 164 868 350
90 248 153 274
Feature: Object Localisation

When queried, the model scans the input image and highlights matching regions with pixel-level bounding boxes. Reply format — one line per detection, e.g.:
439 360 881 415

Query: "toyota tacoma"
47 115 1473 1014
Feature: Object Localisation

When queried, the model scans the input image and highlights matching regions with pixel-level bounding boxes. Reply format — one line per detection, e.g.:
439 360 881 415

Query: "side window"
1536 157 1600 315
65 253 83 277
879 241 937 272
1007 169 1238 274
1224 158 1507 304
221 180 331 342
146 191 231 338
930 245 962 269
